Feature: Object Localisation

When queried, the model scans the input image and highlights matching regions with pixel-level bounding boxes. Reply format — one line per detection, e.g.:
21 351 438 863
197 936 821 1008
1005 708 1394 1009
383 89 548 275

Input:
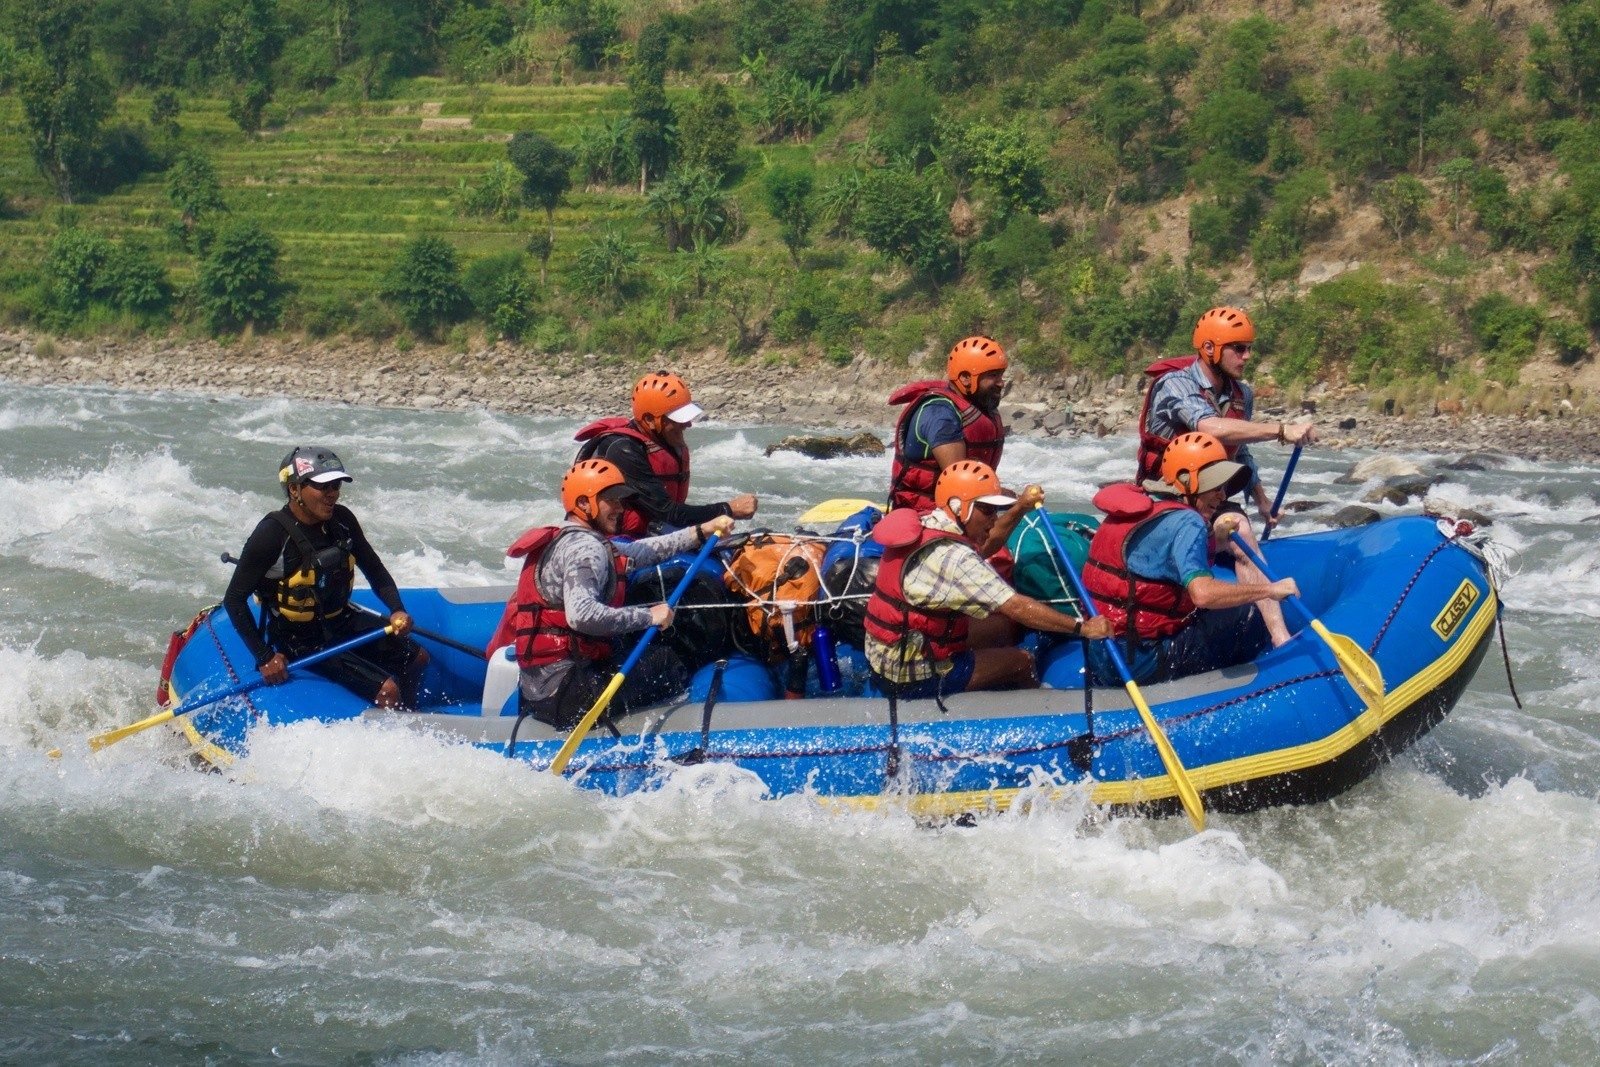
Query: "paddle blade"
549 672 627 775
1123 683 1206 832
88 709 177 752
1309 619 1386 714
798 498 878 526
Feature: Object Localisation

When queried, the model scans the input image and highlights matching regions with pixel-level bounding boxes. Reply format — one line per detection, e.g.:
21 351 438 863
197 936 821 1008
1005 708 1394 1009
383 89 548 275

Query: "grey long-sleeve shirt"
520 521 703 701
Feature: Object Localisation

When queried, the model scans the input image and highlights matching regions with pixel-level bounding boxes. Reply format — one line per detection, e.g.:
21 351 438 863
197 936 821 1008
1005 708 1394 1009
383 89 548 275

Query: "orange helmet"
934 459 1015 524
1160 432 1232 496
632 371 698 423
561 458 631 517
946 336 1008 395
1192 307 1255 365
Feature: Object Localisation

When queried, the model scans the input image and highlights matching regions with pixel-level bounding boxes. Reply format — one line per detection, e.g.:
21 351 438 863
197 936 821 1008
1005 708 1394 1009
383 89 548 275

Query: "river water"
2 383 1597 1065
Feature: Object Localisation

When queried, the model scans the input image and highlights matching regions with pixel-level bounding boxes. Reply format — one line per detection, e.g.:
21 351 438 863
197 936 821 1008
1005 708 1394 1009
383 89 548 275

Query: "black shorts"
270 613 424 704
522 645 687 729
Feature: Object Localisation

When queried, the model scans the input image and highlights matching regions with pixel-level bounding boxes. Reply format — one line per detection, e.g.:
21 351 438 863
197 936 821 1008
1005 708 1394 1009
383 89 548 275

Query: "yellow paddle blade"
1309 619 1386 715
1123 682 1207 832
88 709 177 752
548 672 627 775
797 498 879 526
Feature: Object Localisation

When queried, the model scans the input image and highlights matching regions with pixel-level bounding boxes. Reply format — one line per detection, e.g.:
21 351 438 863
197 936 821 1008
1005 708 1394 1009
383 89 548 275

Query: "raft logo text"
1431 580 1479 641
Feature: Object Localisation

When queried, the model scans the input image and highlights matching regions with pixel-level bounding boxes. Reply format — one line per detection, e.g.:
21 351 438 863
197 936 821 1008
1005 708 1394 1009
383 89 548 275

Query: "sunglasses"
973 503 1003 518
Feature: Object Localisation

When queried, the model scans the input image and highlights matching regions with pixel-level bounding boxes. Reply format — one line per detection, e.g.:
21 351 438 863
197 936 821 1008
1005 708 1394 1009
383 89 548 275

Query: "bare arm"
1186 574 1298 611
996 592 1114 638
931 440 967 470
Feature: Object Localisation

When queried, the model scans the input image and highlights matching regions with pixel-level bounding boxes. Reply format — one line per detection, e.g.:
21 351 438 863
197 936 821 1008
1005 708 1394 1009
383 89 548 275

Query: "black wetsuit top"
222 504 404 667
575 433 730 531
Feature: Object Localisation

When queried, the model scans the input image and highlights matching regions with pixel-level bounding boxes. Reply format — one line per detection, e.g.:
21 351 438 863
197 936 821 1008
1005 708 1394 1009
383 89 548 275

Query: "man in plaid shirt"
864 461 1112 698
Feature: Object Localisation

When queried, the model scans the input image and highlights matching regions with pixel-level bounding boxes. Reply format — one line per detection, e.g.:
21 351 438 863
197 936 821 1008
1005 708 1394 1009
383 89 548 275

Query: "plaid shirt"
865 509 1016 684
1146 360 1261 492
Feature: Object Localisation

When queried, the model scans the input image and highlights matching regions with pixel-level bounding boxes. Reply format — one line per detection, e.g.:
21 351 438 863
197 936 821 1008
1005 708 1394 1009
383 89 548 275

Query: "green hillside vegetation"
2 0 1599 396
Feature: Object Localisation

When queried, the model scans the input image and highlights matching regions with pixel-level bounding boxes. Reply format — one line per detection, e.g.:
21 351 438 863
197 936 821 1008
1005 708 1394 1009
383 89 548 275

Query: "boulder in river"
1362 474 1442 505
1329 504 1382 528
1336 455 1425 484
764 432 885 459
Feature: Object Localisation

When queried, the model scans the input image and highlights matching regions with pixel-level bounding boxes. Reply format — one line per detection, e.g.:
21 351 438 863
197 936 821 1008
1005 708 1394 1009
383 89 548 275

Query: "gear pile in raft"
134 310 1507 823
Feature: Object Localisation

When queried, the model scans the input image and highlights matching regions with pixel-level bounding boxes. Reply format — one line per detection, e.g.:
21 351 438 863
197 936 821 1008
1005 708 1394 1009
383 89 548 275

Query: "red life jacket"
886 381 1006 513
573 417 691 537
1135 356 1248 484
488 524 628 669
861 508 972 661
1083 483 1197 641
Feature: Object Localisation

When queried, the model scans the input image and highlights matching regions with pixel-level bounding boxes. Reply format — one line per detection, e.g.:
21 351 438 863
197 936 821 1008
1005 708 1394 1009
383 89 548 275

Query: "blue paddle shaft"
1228 532 1311 628
1263 443 1303 543
1032 508 1139 686
615 532 722 678
171 622 394 719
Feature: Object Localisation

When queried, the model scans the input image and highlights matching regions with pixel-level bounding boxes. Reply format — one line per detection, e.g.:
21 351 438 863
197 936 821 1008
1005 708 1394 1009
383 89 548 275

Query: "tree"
380 235 469 335
939 119 1053 219
166 148 228 251
676 79 742 179
14 0 114 202
629 20 675 190
215 0 285 134
507 130 574 272
763 164 816 264
198 219 287 333
1437 157 1474 231
1187 88 1274 166
560 0 621 71
1374 174 1430 241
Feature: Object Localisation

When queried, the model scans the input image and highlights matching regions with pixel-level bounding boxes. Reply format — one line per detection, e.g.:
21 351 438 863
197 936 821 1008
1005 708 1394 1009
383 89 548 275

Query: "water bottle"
813 625 841 694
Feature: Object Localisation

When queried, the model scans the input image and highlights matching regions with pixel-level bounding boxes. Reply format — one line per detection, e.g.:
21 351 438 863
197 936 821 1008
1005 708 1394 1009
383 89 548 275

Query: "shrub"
771 271 858 344
1546 317 1591 365
572 229 642 306
854 169 955 281
457 160 522 221
463 251 535 339
972 213 1052 294
380 235 468 336
198 219 286 333
1469 293 1544 384
45 228 114 314
101 241 173 318
1268 267 1447 384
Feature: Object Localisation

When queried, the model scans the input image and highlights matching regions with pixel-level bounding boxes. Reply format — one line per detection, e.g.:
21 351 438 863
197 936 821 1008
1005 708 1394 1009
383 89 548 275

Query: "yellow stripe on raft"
833 584 1498 817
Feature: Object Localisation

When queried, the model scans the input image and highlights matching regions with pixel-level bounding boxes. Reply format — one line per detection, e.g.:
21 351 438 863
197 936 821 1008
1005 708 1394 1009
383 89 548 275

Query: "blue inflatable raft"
164 516 1500 819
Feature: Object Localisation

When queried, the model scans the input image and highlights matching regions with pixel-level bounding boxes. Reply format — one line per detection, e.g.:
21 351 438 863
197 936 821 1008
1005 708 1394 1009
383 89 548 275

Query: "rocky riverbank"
4 330 1600 463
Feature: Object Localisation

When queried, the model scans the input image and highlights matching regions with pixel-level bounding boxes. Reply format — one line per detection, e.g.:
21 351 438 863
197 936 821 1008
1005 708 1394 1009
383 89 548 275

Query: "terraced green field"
0 78 712 303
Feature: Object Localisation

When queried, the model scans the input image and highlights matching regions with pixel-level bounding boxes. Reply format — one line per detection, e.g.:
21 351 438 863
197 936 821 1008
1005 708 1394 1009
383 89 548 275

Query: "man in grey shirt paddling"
488 458 735 728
